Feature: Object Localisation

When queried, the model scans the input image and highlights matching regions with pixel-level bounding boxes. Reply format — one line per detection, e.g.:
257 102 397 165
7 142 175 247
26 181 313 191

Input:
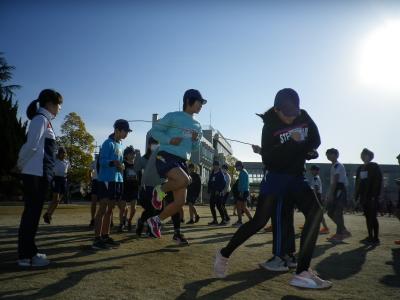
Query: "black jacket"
188 172 201 198
208 170 226 193
259 108 321 175
355 162 382 200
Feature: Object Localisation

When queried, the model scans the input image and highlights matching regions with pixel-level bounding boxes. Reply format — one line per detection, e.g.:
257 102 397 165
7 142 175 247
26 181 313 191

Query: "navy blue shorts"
237 191 249 202
98 181 123 201
186 194 197 204
260 172 312 199
91 179 98 195
53 176 67 194
156 151 188 179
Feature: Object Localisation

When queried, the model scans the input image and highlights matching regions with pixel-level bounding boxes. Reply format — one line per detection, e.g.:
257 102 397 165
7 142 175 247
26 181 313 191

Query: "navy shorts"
260 171 312 199
123 189 139 202
156 151 188 179
186 194 198 204
237 191 249 202
91 179 98 195
53 176 67 194
98 181 123 201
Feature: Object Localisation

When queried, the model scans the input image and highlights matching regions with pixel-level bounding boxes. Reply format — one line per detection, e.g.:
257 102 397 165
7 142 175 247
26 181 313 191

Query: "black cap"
274 88 300 117
183 89 207 105
114 119 132 132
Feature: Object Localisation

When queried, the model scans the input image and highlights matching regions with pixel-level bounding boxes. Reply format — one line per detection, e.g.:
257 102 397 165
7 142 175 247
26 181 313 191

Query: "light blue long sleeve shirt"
238 169 249 193
150 111 202 160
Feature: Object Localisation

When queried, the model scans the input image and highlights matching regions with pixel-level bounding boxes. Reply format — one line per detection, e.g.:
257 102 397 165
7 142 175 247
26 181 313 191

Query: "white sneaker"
214 250 229 278
289 269 332 289
17 258 31 267
36 253 47 259
260 256 289 272
31 254 50 267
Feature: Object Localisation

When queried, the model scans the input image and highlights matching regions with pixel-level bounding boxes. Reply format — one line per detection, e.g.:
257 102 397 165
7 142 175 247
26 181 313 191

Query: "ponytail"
26 89 63 120
26 99 40 120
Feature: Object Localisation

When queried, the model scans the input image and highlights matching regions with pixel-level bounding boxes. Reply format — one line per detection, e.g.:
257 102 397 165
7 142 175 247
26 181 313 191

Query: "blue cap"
183 89 207 105
114 119 132 132
274 88 300 117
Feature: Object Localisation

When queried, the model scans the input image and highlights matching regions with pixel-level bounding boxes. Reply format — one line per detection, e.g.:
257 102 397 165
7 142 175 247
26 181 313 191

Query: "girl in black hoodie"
214 88 331 289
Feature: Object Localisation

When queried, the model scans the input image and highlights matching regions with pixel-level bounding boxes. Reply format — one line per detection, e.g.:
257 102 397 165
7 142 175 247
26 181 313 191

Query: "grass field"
0 204 399 300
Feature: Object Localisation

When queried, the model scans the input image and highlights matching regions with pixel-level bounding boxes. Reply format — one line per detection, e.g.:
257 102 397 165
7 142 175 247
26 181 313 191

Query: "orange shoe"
264 225 273 232
395 240 400 245
319 227 330 235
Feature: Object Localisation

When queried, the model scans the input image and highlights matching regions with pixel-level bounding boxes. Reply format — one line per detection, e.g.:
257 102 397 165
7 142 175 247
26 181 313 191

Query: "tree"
57 112 95 186
0 53 26 198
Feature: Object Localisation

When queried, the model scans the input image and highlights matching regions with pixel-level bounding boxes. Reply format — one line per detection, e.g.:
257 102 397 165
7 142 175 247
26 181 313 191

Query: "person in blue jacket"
146 89 206 238
92 119 132 250
233 161 252 226
16 89 63 267
207 161 227 225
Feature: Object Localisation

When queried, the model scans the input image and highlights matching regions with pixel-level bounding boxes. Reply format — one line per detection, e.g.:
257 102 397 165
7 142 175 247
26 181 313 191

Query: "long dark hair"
26 89 63 120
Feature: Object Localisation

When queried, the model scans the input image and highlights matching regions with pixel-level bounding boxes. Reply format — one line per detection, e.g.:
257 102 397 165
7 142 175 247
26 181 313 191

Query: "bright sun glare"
358 20 400 92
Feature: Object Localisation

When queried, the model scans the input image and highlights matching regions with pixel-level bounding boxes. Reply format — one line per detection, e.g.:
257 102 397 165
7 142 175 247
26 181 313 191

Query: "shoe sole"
259 263 289 272
290 281 332 289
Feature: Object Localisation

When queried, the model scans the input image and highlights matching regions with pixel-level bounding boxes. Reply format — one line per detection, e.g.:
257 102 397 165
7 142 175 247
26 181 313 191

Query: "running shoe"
208 220 218 225
186 219 195 224
102 236 120 247
370 238 380 246
92 237 110 250
173 233 189 246
260 256 289 272
147 216 162 238
18 255 50 267
214 250 229 278
319 227 330 235
219 220 228 226
360 237 373 244
152 185 165 210
289 269 332 289
327 234 343 243
43 212 51 224
284 254 298 269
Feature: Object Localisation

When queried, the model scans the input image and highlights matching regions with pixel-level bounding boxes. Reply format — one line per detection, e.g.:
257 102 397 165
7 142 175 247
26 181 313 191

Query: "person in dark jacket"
214 88 331 289
186 163 201 224
355 148 382 245
208 161 227 225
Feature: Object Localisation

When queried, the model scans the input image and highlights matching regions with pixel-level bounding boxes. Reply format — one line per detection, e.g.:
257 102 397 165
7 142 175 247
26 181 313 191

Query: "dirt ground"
0 204 399 300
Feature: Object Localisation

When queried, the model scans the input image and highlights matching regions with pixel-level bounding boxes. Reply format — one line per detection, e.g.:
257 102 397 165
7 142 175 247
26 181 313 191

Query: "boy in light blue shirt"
147 89 206 238
234 161 252 226
92 119 132 250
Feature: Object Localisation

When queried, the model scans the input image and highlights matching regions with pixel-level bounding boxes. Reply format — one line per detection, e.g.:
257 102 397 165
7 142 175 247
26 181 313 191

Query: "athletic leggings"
361 197 379 239
221 187 322 274
271 198 295 257
209 191 225 222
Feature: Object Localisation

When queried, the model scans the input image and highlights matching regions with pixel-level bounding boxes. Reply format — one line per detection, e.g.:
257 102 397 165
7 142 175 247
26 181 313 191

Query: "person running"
214 88 331 289
186 163 201 224
146 89 206 238
118 146 139 232
355 148 383 246
208 161 227 225
310 165 330 234
43 146 69 224
92 119 131 250
326 148 351 243
233 161 252 227
221 164 232 223
89 154 99 227
16 89 63 267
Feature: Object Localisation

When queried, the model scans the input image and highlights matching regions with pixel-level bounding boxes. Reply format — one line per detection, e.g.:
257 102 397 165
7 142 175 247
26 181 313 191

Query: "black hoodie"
259 108 321 175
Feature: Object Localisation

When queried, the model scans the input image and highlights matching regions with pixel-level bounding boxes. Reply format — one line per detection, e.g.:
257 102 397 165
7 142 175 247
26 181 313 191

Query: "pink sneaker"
146 216 161 238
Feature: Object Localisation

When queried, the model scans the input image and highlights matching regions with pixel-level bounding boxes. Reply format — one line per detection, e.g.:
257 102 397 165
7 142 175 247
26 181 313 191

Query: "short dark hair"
326 148 339 157
361 148 374 160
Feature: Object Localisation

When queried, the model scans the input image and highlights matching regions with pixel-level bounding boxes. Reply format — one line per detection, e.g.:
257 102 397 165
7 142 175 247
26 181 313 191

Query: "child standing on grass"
43 146 69 224
17 89 63 267
146 89 206 238
92 119 131 250
186 163 201 224
233 161 252 227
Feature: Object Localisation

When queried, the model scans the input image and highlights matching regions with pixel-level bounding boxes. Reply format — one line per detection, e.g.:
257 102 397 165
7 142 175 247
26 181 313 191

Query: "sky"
1 0 399 164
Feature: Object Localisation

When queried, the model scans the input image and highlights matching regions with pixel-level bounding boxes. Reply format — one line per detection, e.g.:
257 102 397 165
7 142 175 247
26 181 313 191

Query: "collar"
37 107 55 120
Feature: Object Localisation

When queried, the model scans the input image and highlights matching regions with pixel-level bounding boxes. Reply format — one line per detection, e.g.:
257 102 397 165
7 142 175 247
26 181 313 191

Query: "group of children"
15 87 400 291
